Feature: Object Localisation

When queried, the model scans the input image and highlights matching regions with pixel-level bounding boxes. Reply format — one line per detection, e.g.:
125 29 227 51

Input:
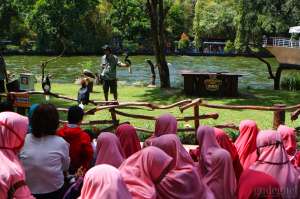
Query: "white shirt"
19 134 70 194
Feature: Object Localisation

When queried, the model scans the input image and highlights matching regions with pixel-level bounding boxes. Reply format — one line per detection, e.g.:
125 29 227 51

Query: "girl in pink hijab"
197 126 237 199
250 130 300 199
144 113 177 147
235 120 259 169
79 164 132 199
215 128 243 181
277 125 300 167
119 146 173 199
149 134 214 199
95 132 125 168
0 112 34 199
116 123 141 158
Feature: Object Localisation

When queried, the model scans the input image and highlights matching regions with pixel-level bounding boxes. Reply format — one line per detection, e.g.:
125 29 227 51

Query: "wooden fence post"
110 108 118 128
194 102 200 133
273 104 286 129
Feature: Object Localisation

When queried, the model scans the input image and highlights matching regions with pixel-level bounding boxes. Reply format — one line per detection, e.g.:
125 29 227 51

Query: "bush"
224 40 235 53
122 40 139 54
281 72 300 91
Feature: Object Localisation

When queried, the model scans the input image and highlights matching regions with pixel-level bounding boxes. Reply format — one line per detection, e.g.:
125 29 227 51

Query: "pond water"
4 55 280 89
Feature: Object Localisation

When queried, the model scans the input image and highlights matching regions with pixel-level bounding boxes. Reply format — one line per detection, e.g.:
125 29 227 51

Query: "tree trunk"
146 0 170 88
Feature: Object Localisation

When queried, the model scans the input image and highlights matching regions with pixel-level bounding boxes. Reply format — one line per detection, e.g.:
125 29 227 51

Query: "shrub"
281 72 300 91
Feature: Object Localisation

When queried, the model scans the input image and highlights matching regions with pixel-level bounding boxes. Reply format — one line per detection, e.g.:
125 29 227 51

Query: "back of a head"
68 105 84 124
31 103 59 138
80 164 132 199
0 111 28 150
277 125 296 155
154 113 177 137
197 126 219 151
0 101 14 112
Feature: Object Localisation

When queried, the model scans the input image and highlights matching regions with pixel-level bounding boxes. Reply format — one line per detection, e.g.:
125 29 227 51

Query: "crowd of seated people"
1 102 300 199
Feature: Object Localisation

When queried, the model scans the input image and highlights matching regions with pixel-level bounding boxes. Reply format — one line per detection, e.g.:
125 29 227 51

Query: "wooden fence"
1 91 300 134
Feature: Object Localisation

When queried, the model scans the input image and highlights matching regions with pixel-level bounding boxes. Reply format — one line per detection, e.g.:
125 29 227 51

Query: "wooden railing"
2 91 300 134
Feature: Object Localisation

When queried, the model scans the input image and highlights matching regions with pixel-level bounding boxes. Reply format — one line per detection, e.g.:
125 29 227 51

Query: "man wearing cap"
100 45 129 101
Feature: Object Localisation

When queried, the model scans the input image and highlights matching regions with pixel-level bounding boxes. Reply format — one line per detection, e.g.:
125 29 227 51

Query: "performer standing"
100 45 129 101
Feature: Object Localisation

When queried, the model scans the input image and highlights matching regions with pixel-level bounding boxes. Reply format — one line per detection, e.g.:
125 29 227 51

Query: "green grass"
28 83 300 144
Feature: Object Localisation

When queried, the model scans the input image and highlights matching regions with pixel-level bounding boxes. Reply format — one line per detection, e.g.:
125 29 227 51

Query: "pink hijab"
238 169 282 199
144 113 177 147
215 128 243 181
119 146 173 199
277 125 299 165
154 113 177 136
250 130 300 199
116 124 141 158
95 132 125 168
235 120 259 169
149 134 214 199
197 126 236 199
79 164 132 199
0 112 34 199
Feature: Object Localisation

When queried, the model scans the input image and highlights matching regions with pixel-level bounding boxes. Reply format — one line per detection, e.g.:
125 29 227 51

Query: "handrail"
263 37 300 48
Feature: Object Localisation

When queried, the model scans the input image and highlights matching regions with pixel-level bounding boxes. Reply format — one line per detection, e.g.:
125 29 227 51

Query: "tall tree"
146 0 170 88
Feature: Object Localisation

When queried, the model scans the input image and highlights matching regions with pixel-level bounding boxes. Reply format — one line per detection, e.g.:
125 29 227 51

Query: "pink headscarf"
215 128 243 181
144 113 178 147
154 113 177 136
95 132 125 168
149 134 214 199
235 120 259 169
238 169 282 199
0 112 34 199
79 164 132 199
277 125 299 165
116 124 141 158
119 146 173 199
197 126 236 199
250 130 300 199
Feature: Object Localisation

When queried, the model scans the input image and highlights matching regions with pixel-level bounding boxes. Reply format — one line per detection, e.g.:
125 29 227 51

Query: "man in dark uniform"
100 45 129 101
0 52 8 93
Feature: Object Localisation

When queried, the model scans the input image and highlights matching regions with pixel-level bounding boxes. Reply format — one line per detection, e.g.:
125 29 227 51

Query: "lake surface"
4 55 280 89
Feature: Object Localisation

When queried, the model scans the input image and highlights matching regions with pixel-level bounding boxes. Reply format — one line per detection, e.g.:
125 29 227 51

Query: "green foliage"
193 0 236 48
122 40 139 54
224 40 235 53
281 72 300 91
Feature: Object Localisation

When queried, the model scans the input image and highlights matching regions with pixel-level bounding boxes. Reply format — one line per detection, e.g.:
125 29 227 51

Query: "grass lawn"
29 83 300 144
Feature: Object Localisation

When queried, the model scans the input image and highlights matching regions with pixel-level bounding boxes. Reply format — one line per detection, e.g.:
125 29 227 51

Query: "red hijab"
197 126 236 199
277 125 300 167
250 130 300 199
235 120 259 169
215 128 243 181
238 169 282 199
116 124 141 158
149 134 214 199
95 132 125 168
119 146 172 199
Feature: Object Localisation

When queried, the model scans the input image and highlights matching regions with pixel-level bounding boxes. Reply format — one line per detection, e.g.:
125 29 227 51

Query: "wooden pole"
273 104 286 129
110 108 118 128
194 102 200 133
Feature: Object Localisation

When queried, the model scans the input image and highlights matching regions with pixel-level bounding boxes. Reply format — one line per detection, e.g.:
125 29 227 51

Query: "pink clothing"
238 169 282 199
119 146 173 199
116 124 141 158
79 164 132 199
95 132 125 168
235 120 259 169
0 112 34 199
250 130 300 199
149 134 214 199
197 126 236 199
144 113 177 147
154 113 177 136
215 128 243 181
277 125 300 166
